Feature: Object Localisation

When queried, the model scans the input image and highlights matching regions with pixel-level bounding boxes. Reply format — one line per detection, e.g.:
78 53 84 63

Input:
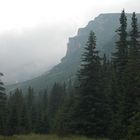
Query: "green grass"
0 134 108 140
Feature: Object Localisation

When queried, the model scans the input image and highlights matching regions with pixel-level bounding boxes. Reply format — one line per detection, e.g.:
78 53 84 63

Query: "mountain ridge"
6 13 140 92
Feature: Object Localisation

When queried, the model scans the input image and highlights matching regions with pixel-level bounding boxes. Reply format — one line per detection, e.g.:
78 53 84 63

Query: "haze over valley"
0 0 140 140
0 0 140 85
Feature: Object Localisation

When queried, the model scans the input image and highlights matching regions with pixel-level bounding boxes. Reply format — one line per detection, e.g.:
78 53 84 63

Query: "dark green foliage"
5 88 50 135
69 31 109 137
125 112 140 140
1 10 140 140
124 12 140 139
126 12 140 116
53 96 75 137
26 86 37 132
109 11 140 140
7 13 140 93
6 89 26 134
110 10 129 139
0 73 7 135
35 90 49 133
101 55 113 136
113 10 128 76
53 80 76 136
48 83 65 129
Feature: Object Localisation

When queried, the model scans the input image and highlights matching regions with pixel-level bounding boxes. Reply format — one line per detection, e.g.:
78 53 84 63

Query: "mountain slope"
6 13 140 92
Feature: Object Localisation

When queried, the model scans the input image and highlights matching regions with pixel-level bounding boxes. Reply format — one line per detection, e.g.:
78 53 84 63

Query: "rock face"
6 13 140 92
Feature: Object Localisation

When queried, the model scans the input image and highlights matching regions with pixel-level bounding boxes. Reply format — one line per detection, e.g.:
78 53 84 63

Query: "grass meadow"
0 134 108 140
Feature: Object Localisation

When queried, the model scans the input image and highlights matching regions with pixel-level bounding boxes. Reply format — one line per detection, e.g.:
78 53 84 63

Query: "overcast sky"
0 0 140 84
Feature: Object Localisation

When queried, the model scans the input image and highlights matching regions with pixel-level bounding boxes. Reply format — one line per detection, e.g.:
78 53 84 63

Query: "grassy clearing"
0 134 108 140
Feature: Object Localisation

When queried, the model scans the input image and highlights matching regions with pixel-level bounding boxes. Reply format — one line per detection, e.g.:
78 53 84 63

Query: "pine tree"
53 98 74 137
6 89 24 134
127 12 140 114
48 83 65 128
113 10 128 76
126 112 140 140
71 31 108 137
41 90 49 133
26 86 37 132
53 80 75 136
101 54 112 137
0 73 7 135
20 101 30 134
125 12 140 139
36 90 49 134
110 10 128 140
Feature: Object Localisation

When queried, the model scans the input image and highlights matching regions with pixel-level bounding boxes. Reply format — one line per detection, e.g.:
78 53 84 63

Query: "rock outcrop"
6 13 140 92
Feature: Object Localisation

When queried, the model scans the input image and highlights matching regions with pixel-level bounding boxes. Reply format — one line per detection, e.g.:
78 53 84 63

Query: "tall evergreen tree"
101 54 112 136
127 12 140 102
48 83 65 128
113 10 128 75
0 73 7 135
26 86 37 132
125 12 140 139
36 90 49 133
71 31 108 137
6 89 24 134
110 10 128 140
53 80 75 136
20 100 30 134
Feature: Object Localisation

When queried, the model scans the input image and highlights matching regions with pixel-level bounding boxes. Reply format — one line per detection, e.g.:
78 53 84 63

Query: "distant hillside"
6 13 140 92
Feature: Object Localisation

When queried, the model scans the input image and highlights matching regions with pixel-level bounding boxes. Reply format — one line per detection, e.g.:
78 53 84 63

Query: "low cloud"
0 24 74 84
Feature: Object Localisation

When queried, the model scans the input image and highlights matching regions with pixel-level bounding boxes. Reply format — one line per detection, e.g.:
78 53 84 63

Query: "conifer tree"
110 10 128 140
125 12 140 139
126 112 140 140
26 86 37 132
53 80 75 136
20 101 30 134
48 83 65 128
113 10 128 76
41 90 49 133
7 89 24 134
0 73 7 135
127 12 140 110
101 54 112 136
36 90 49 133
71 31 108 137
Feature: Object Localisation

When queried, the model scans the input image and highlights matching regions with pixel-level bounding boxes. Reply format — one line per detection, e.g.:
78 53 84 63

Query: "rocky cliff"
6 13 140 92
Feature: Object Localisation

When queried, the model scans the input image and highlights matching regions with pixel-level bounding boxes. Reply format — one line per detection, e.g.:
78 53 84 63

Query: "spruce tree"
36 90 49 134
48 83 65 128
0 73 7 135
40 90 49 133
113 10 128 76
53 80 75 136
20 101 30 134
125 12 140 139
26 86 37 132
126 112 140 140
101 54 112 136
127 12 140 110
7 89 24 134
110 10 128 140
71 31 108 137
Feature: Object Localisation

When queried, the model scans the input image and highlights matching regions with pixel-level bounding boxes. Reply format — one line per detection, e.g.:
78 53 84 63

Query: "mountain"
6 13 140 93
0 25 70 85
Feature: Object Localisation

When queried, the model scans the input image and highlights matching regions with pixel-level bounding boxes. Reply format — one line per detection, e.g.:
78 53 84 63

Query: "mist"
0 0 140 84
0 24 76 84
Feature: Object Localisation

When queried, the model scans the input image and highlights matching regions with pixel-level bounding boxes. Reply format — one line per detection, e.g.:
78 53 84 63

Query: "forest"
0 10 140 140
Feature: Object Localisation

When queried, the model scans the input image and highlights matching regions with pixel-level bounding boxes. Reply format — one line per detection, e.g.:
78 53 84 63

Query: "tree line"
0 10 140 140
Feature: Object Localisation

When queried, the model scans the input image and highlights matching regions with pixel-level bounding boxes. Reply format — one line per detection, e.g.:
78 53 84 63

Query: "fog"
0 24 77 84
0 0 140 84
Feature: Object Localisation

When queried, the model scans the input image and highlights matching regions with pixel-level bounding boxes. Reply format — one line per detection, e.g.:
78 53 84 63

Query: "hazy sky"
0 0 140 84
0 0 139 33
